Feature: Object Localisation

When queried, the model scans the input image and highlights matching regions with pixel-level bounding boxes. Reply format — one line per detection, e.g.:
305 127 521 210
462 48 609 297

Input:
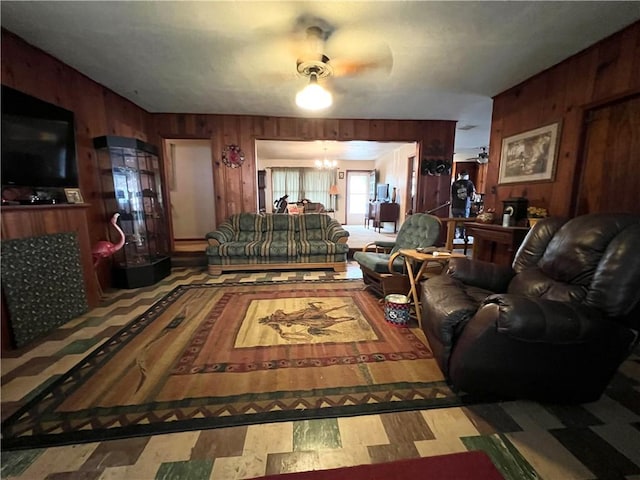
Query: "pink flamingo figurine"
92 213 125 267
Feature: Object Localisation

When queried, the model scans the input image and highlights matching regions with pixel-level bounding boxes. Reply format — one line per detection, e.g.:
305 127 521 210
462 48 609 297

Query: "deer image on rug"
258 301 356 341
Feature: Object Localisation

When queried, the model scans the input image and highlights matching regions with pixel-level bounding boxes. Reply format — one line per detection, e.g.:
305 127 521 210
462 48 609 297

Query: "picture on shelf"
64 188 84 204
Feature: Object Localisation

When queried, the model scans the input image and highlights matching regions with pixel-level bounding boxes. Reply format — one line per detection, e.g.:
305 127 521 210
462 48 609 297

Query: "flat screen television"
1 85 78 191
376 183 389 202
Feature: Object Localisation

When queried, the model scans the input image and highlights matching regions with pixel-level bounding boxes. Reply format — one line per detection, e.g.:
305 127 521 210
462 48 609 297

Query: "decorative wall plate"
222 144 245 168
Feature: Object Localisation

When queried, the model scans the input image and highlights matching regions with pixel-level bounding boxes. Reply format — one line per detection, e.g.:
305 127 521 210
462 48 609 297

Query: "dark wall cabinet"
94 136 171 288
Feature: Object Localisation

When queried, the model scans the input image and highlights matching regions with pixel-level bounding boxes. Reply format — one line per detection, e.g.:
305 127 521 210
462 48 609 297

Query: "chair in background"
301 201 326 213
353 213 442 298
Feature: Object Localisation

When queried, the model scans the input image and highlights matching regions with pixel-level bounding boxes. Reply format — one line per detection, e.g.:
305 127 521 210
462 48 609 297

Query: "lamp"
315 158 337 169
296 72 332 111
329 184 339 211
315 144 337 169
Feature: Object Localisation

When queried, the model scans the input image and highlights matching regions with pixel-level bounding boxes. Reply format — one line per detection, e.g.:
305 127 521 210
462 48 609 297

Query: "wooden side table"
398 249 466 328
466 223 529 267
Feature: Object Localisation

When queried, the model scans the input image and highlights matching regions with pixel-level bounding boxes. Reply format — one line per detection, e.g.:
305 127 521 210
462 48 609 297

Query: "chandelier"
315 144 337 169
315 157 337 169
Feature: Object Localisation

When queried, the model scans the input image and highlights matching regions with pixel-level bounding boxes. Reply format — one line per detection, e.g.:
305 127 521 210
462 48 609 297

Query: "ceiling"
256 140 411 162
2 2 639 162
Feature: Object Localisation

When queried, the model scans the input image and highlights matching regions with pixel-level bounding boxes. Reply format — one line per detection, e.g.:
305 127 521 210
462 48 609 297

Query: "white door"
346 171 370 225
166 139 215 239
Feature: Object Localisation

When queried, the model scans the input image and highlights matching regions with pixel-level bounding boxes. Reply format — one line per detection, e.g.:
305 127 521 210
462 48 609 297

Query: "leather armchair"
420 213 640 403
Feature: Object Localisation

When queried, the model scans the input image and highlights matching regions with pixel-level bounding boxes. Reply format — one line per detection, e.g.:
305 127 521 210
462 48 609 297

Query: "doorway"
346 171 370 225
164 139 215 252
575 94 640 215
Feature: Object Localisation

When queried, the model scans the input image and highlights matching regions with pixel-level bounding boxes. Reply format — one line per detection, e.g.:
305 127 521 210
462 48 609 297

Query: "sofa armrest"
447 257 514 293
326 221 350 243
482 294 609 344
205 222 235 245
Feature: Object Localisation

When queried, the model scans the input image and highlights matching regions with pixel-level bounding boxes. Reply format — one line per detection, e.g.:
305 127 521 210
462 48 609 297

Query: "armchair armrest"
483 294 610 344
447 258 514 293
388 251 403 273
361 240 396 253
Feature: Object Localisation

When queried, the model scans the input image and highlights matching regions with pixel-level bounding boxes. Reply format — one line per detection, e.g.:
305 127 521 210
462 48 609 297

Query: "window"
272 168 334 207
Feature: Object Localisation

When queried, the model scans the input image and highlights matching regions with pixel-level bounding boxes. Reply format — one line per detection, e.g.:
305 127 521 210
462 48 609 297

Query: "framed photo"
338 171 345 179
64 188 84 204
498 122 560 184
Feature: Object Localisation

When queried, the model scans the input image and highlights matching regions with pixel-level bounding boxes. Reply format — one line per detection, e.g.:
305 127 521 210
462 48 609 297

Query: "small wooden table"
398 249 466 328
466 223 529 267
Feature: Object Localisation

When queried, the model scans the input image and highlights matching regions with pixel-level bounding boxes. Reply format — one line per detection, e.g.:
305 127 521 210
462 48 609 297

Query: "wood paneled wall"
6 21 638 289
1 28 455 289
152 115 455 223
1 29 155 289
484 21 640 217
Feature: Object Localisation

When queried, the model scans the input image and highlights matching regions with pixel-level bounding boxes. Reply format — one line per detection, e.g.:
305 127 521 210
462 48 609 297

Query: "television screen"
377 183 389 202
1 85 78 189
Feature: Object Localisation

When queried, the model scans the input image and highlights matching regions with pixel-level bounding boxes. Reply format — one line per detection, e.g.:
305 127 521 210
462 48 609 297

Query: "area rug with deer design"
2 279 465 450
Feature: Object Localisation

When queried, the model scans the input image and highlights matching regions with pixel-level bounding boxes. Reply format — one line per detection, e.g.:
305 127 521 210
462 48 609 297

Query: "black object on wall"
1 85 78 191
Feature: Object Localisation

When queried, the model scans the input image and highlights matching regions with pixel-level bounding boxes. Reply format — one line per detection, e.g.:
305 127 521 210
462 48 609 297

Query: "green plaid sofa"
205 213 350 275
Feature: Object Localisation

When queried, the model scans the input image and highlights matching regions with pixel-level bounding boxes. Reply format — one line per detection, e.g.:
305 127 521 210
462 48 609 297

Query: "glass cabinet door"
94 136 170 288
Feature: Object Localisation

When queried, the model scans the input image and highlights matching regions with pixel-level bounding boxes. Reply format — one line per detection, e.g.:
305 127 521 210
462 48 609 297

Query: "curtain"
302 169 333 207
271 168 334 209
271 168 300 207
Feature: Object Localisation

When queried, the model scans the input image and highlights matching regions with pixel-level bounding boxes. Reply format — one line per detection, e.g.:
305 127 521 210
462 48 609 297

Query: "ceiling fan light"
296 74 332 110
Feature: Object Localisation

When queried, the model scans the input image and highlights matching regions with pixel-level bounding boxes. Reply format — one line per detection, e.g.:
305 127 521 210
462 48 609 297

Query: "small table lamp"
329 184 339 211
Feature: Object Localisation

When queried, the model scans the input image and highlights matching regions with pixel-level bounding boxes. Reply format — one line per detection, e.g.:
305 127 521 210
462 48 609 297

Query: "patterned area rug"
2 279 465 450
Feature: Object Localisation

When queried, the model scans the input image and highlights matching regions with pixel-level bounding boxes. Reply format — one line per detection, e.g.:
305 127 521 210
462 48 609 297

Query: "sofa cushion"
353 251 405 273
261 213 297 233
257 214 298 257
231 213 264 242
298 239 349 256
258 240 298 257
297 213 328 238
213 241 264 257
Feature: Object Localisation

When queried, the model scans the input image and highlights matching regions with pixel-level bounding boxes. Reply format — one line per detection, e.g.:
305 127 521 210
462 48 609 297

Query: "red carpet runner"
252 451 504 479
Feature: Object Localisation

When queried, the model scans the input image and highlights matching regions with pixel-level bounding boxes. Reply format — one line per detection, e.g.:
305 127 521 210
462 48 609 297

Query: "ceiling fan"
466 147 489 164
251 15 393 82
294 22 393 79
292 21 393 110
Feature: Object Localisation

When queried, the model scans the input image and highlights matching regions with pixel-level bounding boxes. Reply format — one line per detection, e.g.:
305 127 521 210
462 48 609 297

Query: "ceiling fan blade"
322 27 393 77
330 56 393 77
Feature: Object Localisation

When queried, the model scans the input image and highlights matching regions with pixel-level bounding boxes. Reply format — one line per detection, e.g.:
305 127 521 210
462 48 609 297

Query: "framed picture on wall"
498 122 560 184
338 171 344 179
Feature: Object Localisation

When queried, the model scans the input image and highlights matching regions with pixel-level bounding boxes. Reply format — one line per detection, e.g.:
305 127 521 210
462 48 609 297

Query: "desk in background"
366 201 400 233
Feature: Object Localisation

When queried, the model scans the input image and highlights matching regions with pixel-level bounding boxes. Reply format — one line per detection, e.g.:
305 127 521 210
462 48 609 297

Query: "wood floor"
1 264 638 480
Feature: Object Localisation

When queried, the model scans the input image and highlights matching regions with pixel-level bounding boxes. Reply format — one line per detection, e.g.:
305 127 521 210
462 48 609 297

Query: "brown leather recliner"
420 213 640 403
